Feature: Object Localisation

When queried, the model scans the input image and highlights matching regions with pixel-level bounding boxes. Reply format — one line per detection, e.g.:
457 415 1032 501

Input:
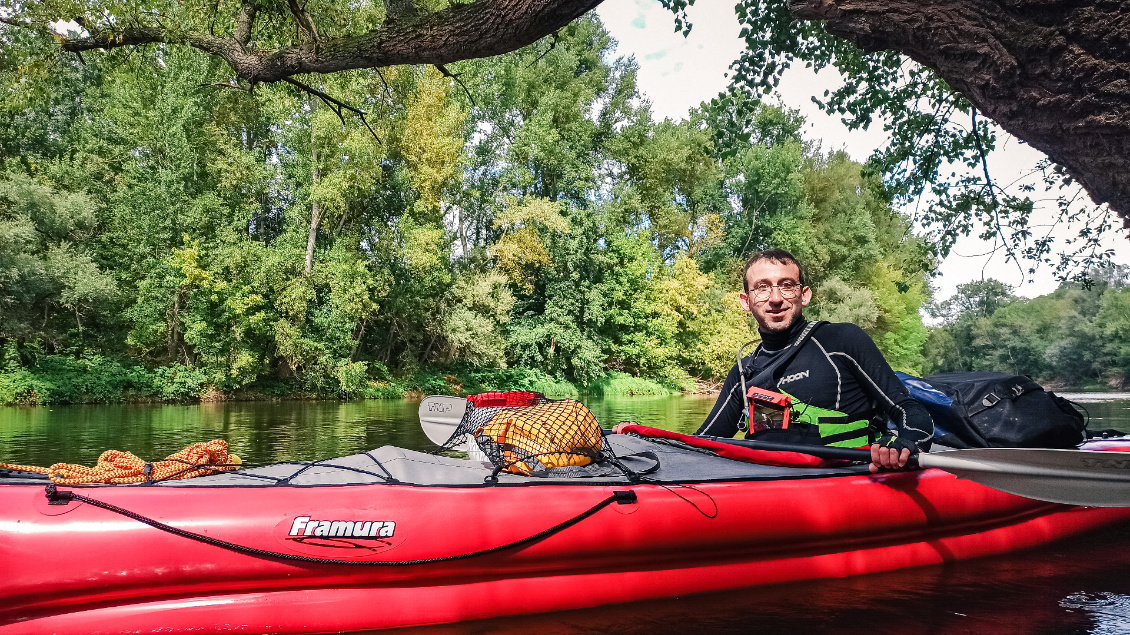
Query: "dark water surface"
2 394 1130 634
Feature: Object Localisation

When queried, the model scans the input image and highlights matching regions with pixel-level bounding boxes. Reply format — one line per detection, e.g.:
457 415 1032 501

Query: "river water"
2 394 1129 634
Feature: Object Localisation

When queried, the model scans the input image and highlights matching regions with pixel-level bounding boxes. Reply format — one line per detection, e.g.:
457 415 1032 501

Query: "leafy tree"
932 279 1016 323
0 11 952 397
0 174 117 352
1096 288 1130 381
11 0 1128 270
925 273 1130 387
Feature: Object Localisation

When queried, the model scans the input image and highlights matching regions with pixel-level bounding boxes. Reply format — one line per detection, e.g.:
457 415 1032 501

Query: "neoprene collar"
759 315 808 351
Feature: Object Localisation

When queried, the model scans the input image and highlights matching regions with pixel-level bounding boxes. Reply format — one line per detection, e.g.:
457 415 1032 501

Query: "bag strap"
738 321 825 421
743 321 826 389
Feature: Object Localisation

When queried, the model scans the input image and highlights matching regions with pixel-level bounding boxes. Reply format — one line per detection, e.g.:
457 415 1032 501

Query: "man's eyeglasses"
749 281 802 301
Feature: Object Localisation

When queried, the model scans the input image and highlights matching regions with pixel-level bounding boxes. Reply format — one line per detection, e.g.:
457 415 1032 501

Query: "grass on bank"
0 356 686 406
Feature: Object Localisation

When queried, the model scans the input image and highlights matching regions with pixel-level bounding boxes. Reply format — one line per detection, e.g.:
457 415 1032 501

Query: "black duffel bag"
922 372 1086 449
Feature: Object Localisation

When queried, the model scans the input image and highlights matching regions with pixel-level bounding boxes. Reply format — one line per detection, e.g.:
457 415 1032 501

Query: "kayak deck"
1 434 871 488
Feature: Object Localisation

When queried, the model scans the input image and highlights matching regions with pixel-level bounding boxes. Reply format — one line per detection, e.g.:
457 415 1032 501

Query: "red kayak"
2 433 1129 634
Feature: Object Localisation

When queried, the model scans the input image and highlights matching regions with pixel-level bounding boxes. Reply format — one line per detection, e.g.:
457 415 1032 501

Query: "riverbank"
0 356 692 406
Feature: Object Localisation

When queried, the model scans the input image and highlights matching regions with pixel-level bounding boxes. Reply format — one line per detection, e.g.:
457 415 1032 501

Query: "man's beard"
759 311 801 333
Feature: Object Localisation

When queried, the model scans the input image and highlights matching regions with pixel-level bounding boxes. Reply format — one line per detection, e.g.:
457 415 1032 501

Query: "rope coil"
1 440 241 484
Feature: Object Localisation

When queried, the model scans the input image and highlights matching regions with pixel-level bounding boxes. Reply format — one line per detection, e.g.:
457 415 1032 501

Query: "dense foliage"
924 268 1130 389
0 17 934 404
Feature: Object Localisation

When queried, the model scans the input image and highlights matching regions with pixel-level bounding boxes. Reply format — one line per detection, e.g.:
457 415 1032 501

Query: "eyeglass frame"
748 280 805 301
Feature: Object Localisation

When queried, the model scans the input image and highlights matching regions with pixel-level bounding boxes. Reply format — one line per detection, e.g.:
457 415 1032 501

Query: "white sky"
595 0 1130 301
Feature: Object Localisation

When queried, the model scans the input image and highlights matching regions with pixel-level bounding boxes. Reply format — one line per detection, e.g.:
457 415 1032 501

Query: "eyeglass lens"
752 282 799 300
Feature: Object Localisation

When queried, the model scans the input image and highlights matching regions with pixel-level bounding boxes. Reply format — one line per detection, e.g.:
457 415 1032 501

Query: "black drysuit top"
697 318 934 449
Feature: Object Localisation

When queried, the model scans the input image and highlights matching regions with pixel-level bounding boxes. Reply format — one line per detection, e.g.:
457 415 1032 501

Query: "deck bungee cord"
41 484 638 566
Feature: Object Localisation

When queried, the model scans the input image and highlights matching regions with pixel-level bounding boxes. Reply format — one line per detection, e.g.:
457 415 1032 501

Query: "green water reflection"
0 396 717 467
0 394 1126 468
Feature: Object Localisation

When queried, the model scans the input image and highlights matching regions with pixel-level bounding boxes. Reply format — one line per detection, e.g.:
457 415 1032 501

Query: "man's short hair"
743 249 807 293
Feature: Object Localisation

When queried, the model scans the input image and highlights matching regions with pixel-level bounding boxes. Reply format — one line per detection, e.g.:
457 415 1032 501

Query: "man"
697 249 933 472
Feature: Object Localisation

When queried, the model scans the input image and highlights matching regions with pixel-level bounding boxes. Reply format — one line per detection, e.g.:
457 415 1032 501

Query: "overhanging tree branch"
32 0 604 85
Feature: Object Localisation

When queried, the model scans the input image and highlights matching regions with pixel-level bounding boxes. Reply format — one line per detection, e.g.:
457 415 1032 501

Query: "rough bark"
787 0 1130 227
51 0 604 84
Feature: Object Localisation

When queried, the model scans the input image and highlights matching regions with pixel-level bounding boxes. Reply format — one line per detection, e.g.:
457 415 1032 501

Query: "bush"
0 357 692 404
0 369 51 405
0 356 154 405
149 365 211 401
585 371 679 397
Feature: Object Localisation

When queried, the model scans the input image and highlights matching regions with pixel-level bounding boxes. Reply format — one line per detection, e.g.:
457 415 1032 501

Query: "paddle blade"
919 448 1130 507
418 395 467 445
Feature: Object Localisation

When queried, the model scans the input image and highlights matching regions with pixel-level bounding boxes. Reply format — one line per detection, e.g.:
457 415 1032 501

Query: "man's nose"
767 285 785 301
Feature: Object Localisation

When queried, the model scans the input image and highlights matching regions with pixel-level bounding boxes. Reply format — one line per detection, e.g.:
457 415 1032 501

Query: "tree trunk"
456 205 469 258
167 291 182 361
788 0 1130 228
305 142 321 275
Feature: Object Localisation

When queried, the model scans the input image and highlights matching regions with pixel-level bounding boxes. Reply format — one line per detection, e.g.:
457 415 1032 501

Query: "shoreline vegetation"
0 353 1122 407
0 356 702 406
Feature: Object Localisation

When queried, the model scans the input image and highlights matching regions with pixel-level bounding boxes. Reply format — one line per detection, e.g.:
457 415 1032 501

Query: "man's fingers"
870 443 915 471
898 447 911 468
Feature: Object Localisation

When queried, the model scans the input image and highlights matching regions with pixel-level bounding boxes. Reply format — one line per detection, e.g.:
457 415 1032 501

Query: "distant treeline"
923 270 1130 389
2 17 934 404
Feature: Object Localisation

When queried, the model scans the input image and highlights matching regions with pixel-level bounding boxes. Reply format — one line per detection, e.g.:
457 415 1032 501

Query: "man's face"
740 259 812 333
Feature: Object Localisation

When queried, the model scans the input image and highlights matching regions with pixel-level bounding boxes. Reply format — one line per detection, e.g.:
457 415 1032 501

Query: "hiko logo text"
778 370 810 386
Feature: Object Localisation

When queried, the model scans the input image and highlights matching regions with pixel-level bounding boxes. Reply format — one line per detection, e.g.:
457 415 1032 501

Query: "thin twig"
525 31 561 69
200 81 252 92
209 0 221 36
283 76 382 143
971 108 1020 277
375 68 392 97
435 64 475 107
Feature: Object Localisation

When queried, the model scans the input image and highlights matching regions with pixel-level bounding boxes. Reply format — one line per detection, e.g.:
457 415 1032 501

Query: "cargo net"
436 392 621 478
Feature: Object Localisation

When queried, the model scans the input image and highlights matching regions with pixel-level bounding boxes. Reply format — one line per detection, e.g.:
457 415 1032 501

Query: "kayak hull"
3 452 1130 633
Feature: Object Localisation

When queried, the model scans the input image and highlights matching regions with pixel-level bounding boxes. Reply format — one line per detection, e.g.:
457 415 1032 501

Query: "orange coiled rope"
0 439 241 484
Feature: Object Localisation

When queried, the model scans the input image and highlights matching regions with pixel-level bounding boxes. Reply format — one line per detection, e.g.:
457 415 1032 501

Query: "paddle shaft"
699 434 1130 507
699 435 903 465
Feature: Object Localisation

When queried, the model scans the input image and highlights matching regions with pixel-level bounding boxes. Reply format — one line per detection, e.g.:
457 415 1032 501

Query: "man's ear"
799 286 813 307
739 292 752 312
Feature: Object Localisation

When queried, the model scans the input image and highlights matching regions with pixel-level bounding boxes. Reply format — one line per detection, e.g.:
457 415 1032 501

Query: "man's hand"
870 435 916 473
612 421 637 434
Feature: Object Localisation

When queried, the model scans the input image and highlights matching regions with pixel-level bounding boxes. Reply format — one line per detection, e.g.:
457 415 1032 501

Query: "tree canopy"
0 16 937 403
924 267 1130 389
4 0 1127 280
